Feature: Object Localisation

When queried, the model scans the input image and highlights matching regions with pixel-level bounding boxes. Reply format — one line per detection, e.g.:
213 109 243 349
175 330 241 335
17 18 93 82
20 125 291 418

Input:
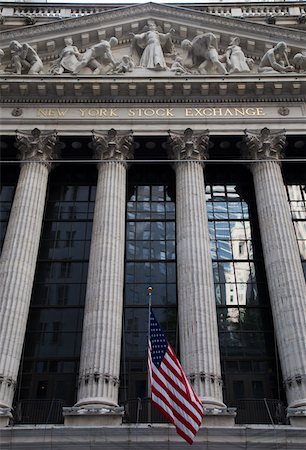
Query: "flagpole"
147 286 153 423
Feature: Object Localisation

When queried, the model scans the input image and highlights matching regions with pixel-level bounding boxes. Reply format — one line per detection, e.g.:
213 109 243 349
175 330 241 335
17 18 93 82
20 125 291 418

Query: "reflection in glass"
206 181 277 404
19 166 96 406
122 166 177 404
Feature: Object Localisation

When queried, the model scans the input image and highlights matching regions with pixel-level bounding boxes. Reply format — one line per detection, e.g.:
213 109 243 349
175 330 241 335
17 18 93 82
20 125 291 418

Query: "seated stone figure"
9 40 43 74
258 42 294 73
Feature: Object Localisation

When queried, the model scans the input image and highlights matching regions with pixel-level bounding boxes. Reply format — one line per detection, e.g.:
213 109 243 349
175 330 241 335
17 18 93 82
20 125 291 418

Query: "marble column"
64 129 133 426
0 129 58 426
168 129 235 425
244 128 306 425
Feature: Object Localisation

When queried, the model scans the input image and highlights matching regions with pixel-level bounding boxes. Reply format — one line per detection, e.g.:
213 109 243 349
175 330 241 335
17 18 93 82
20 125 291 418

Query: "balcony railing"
12 397 287 425
14 399 65 425
234 398 287 425
123 397 287 425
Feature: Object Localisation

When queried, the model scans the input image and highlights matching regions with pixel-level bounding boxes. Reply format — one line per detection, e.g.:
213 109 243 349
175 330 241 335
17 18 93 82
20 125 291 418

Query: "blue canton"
150 311 168 369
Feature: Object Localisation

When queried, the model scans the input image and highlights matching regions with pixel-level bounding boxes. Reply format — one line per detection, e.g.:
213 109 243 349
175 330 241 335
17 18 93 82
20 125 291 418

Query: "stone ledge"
287 407 306 427
1 424 306 449
63 405 124 426
0 407 12 427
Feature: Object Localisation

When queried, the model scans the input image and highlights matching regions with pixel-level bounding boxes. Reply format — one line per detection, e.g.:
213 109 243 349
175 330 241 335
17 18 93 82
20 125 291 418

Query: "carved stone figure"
49 37 81 75
181 33 227 75
170 56 190 74
224 37 253 74
16 128 58 166
92 129 134 161
9 40 43 74
168 128 210 161
130 20 174 70
243 128 286 160
112 55 135 74
258 42 294 73
292 52 306 73
73 37 118 74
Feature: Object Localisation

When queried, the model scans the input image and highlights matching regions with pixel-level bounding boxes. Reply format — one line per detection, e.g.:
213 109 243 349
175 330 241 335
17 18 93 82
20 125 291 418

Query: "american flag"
148 311 204 445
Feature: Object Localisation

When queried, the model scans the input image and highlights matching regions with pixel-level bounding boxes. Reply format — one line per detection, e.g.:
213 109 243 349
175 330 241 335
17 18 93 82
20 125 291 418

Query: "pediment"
1 2 306 76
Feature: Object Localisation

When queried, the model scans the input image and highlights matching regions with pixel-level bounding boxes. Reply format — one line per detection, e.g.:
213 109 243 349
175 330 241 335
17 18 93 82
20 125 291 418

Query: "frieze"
32 106 267 119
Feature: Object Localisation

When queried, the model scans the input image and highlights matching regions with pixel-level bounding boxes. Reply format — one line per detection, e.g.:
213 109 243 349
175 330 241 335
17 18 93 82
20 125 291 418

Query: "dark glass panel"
19 164 95 407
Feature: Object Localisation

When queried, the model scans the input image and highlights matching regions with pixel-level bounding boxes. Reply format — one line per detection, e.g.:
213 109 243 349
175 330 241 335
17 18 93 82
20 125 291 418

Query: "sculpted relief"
2 20 306 76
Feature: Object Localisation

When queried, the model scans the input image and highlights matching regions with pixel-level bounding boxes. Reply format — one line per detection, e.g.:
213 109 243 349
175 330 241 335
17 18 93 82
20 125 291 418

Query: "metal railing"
14 399 65 425
123 397 287 425
123 397 168 424
12 397 286 425
234 398 287 425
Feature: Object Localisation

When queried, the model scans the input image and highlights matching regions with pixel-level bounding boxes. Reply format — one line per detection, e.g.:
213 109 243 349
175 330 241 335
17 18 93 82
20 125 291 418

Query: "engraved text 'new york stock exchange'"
37 107 266 118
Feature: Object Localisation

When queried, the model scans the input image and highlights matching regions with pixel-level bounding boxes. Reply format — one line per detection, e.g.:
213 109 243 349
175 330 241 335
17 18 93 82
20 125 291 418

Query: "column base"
0 407 12 427
202 406 236 427
63 405 124 426
287 407 306 427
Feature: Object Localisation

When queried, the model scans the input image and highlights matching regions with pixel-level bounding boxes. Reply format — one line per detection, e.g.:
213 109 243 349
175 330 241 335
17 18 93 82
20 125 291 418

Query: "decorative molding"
188 372 223 386
168 128 209 161
92 129 134 162
244 127 286 160
15 128 58 168
78 372 120 387
1 75 305 104
0 375 17 390
284 374 306 389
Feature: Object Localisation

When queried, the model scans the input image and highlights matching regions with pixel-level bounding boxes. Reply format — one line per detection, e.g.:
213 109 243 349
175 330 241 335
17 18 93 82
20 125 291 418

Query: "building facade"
0 2 306 448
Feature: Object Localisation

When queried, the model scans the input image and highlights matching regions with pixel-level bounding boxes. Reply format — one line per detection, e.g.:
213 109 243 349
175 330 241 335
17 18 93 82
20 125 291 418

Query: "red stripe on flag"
149 311 204 444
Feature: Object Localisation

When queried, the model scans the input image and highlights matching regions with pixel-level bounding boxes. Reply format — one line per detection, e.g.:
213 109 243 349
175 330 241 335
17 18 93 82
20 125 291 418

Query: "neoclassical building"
0 1 306 448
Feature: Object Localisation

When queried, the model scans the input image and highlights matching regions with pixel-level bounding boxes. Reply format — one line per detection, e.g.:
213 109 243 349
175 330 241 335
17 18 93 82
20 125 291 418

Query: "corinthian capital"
244 128 286 161
92 129 134 162
168 128 209 161
16 128 58 168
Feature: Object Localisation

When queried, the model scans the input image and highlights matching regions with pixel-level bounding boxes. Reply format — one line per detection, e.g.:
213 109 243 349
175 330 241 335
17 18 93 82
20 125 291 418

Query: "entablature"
1 74 305 104
0 101 305 136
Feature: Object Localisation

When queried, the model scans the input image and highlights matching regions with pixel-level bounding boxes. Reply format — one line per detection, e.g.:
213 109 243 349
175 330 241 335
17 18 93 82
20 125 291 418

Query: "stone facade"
0 1 306 447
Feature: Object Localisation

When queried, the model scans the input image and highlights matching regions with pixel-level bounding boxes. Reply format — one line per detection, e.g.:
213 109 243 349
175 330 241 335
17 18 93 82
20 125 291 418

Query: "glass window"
19 165 96 406
206 180 278 406
121 165 177 405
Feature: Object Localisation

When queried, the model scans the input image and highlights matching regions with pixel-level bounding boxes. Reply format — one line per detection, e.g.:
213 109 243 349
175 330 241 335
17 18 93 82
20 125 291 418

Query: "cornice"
1 74 305 104
1 3 306 49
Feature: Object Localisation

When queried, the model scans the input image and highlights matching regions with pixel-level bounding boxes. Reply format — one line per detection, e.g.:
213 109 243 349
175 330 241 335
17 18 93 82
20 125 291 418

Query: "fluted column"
168 129 224 409
244 128 306 418
0 129 57 424
73 129 133 421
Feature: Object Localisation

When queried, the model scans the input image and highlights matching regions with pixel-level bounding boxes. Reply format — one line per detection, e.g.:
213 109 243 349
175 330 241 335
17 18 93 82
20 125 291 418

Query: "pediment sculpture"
258 42 294 73
9 40 44 75
4 23 306 77
130 20 175 71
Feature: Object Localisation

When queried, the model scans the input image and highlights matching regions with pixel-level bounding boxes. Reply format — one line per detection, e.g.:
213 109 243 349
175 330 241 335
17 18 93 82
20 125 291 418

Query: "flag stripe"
151 383 200 433
152 392 197 441
152 363 203 425
151 397 194 445
149 311 204 445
